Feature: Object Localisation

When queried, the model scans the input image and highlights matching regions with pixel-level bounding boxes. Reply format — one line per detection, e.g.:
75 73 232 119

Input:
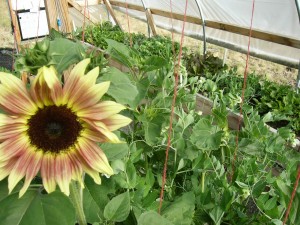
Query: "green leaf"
138 211 174 225
100 142 129 161
0 179 22 202
98 67 139 108
190 117 223 150
264 197 278 211
139 114 164 146
141 56 168 72
104 192 130 222
162 192 195 225
209 206 224 225
105 39 133 68
0 190 75 225
238 138 264 156
47 38 85 73
83 176 115 223
126 160 137 188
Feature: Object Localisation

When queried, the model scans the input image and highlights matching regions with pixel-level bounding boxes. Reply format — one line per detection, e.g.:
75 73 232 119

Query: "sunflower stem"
70 181 87 225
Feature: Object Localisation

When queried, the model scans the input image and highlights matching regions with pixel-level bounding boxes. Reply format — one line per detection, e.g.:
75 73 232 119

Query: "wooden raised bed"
86 43 300 151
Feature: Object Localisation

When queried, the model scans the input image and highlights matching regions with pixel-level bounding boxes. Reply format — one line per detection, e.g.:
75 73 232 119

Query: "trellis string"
283 165 300 225
81 0 88 42
230 0 256 182
125 1 132 47
158 0 189 214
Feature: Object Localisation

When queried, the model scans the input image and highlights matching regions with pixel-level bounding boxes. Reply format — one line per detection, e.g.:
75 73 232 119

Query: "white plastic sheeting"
109 0 300 67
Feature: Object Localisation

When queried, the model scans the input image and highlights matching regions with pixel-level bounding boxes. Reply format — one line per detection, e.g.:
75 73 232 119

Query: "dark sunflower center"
27 105 82 153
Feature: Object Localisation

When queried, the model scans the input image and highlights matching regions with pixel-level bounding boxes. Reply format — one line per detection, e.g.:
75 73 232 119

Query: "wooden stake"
7 0 21 48
103 0 122 29
145 8 157 36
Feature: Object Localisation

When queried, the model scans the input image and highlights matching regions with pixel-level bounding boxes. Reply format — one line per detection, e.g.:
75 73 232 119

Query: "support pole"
103 0 122 29
6 0 21 49
295 0 300 90
140 0 151 37
222 49 228 66
145 9 157 36
297 61 300 93
195 0 206 57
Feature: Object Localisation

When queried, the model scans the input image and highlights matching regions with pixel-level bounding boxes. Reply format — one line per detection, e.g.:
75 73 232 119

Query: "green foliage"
79 21 183 61
2 30 300 225
183 50 300 137
0 180 75 225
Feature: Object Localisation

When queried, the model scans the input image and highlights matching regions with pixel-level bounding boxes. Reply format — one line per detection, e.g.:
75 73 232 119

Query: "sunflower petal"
0 135 30 161
8 147 36 194
41 153 57 193
62 59 91 104
77 101 126 121
0 114 27 126
71 151 101 184
68 81 110 111
102 114 132 131
0 72 37 115
31 66 63 106
77 138 114 175
69 58 91 80
84 66 99 86
19 150 42 197
82 119 121 143
55 154 72 196
0 123 28 141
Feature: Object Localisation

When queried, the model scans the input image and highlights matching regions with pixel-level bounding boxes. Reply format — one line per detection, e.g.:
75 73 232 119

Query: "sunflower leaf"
0 190 75 225
97 67 139 108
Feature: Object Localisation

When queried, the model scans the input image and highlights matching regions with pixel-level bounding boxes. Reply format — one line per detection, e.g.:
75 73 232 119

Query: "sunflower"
0 59 131 197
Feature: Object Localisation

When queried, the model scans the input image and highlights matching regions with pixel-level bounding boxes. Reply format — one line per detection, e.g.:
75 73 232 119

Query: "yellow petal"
31 66 63 106
77 101 125 121
69 58 91 80
41 153 57 193
77 138 114 175
102 114 132 131
8 147 35 194
67 81 110 111
55 154 72 196
19 150 42 197
0 73 37 115
84 66 99 86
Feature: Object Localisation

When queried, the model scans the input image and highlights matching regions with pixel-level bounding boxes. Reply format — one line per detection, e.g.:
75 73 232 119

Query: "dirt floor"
0 1 298 86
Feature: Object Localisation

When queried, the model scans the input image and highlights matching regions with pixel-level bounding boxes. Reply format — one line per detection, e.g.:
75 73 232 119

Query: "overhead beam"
68 0 99 24
109 0 300 49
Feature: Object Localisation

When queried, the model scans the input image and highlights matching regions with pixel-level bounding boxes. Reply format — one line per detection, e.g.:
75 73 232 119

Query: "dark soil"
0 48 14 70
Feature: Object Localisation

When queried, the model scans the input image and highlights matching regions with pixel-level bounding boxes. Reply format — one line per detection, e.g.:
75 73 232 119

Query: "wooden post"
45 0 73 33
103 0 122 29
146 9 157 36
7 0 21 48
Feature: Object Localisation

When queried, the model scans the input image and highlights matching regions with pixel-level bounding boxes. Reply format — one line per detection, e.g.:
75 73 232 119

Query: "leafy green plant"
0 35 299 225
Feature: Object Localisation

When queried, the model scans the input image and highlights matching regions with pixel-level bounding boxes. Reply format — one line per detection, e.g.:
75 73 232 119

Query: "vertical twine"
158 0 189 214
283 165 300 225
230 0 256 182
